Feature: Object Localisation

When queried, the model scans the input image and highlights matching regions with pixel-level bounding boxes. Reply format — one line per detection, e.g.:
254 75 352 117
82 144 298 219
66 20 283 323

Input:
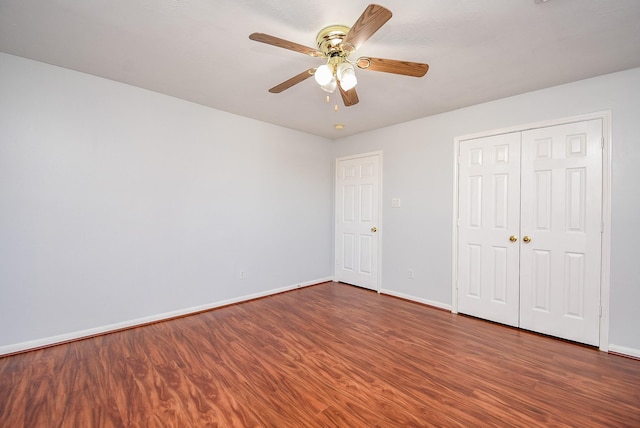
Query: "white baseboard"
295 277 334 289
0 277 334 356
380 290 640 358
379 288 452 311
608 344 640 359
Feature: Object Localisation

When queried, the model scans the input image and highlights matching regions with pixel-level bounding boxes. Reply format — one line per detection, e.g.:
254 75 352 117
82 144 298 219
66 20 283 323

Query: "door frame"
451 111 612 351
334 151 383 292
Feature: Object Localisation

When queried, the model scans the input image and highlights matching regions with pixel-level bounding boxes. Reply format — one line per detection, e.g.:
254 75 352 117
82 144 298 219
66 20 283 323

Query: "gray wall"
334 67 640 355
0 53 335 353
2 51 638 356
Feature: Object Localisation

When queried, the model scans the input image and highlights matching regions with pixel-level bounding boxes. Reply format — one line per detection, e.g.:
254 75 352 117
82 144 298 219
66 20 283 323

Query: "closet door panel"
457 132 521 327
519 119 602 346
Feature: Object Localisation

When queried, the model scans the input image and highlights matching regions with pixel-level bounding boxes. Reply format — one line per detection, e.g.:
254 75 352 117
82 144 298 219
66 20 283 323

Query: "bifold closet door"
519 119 603 346
457 119 603 347
457 132 521 327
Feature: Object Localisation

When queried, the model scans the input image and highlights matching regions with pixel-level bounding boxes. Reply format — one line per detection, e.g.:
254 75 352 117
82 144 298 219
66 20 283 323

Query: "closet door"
457 132 521 327
519 119 603 346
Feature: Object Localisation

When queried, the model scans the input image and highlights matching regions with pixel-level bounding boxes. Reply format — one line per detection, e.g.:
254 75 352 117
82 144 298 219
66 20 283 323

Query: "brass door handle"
371 227 377 233
523 236 531 243
509 235 518 242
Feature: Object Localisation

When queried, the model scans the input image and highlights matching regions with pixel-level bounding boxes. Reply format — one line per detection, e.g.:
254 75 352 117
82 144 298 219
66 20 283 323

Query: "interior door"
335 154 380 291
457 132 521 326
519 119 603 346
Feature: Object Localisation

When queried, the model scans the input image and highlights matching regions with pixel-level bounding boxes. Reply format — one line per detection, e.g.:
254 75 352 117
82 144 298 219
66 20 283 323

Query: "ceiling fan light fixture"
337 62 357 91
320 77 337 93
314 64 334 86
250 5 429 108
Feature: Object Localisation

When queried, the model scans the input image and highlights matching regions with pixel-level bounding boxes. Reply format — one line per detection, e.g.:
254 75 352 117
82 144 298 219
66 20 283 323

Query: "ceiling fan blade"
342 4 392 51
356 57 429 77
268 69 316 93
249 33 323 57
339 86 359 107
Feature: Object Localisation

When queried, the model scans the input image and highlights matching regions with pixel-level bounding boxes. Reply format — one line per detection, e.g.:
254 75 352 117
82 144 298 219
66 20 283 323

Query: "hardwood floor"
1 282 639 427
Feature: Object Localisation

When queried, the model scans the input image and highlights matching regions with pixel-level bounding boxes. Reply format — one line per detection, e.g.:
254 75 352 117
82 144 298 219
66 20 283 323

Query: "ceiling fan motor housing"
316 25 352 58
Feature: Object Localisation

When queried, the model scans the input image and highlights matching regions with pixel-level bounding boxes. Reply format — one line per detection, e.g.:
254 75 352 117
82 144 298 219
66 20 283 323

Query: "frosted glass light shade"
314 64 334 86
337 62 357 91
320 77 337 93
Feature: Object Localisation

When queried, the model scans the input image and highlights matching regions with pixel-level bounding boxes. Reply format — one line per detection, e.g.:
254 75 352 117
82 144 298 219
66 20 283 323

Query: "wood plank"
1 282 639 426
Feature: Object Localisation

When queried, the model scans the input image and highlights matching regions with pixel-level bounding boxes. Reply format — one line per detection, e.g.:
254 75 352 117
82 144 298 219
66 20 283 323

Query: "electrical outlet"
239 270 246 280
408 269 414 279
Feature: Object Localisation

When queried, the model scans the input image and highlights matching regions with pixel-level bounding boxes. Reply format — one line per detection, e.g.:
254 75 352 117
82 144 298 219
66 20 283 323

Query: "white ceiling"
1 0 639 139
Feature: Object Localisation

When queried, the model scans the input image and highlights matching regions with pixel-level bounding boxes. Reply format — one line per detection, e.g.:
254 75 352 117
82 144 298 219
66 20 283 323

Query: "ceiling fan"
249 4 429 107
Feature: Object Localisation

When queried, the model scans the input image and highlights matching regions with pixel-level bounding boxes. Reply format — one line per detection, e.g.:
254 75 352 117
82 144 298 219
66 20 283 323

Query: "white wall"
333 67 640 355
0 53 334 354
2 51 639 357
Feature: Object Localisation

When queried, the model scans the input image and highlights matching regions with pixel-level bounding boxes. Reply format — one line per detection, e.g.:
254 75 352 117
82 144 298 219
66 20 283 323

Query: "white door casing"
519 119 603 346
335 153 381 291
457 132 522 327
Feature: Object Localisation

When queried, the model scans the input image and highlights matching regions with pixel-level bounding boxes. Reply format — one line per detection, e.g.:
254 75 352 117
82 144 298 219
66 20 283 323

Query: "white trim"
0 277 333 356
451 111 612 350
380 289 452 311
334 150 384 162
455 111 612 142
334 151 384 293
295 277 334 288
451 137 460 314
609 344 640 360
599 111 612 352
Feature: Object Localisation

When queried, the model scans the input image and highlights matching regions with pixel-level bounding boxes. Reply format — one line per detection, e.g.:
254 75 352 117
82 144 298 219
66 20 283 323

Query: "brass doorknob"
371 227 377 233
523 236 531 243
509 235 518 242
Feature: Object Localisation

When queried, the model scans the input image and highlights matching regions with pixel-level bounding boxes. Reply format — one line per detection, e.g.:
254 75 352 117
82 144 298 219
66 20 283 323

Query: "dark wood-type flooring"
1 282 639 427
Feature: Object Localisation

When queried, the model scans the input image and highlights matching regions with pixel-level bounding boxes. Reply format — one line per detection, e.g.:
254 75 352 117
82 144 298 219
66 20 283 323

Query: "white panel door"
335 154 380 291
457 132 521 326
519 119 603 346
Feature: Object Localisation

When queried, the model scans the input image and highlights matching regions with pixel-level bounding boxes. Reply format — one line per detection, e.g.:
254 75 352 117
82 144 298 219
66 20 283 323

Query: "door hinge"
601 221 604 233
599 305 603 317
601 136 604 149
